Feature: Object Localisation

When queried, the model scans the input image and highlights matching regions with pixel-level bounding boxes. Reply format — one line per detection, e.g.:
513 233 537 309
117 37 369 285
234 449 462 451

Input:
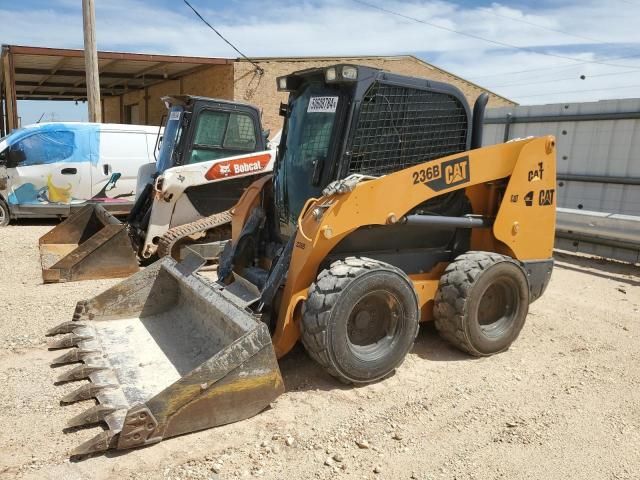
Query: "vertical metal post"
82 0 102 122
2 47 18 131
503 113 513 142
0 84 5 137
144 86 149 124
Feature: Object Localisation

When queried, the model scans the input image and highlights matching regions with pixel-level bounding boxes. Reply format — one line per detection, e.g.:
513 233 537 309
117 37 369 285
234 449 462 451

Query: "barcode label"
169 111 181 121
307 96 339 113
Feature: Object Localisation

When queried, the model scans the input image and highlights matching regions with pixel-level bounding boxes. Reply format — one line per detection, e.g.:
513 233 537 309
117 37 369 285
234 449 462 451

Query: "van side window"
189 111 257 164
13 131 76 166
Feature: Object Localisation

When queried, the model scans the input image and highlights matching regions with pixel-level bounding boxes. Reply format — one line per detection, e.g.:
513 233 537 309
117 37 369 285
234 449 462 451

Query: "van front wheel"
0 199 10 226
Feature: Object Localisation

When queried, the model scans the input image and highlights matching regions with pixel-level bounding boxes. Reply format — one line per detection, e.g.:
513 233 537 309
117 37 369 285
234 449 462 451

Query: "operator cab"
222 64 489 309
273 64 481 240
156 95 267 174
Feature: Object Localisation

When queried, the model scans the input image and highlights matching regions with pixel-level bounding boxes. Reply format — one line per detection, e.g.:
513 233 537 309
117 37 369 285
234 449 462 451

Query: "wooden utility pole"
82 0 101 122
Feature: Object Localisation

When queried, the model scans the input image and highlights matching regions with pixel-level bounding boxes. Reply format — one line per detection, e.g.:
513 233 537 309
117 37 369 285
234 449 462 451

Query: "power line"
516 83 640 98
183 0 263 74
471 63 586 80
478 8 608 45
468 52 640 81
353 0 638 69
488 68 640 89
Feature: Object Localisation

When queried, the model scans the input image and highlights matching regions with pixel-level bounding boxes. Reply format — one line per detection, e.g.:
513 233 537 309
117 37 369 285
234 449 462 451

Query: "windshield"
187 110 257 164
156 106 184 173
274 82 341 237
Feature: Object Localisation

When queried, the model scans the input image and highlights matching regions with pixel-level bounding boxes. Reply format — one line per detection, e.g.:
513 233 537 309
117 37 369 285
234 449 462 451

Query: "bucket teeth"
47 333 94 350
46 321 85 336
56 364 107 383
61 383 117 404
51 348 99 366
67 404 118 428
71 430 117 457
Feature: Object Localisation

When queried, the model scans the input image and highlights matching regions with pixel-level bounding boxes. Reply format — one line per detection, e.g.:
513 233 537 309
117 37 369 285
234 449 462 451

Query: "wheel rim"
0 205 5 224
346 290 403 360
476 277 520 338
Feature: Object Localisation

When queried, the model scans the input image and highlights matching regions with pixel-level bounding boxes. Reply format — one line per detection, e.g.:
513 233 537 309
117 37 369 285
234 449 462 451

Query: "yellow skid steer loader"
39 95 277 283
48 65 556 456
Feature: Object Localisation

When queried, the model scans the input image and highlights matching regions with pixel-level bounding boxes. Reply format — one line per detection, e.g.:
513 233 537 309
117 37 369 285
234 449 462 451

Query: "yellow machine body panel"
227 136 557 358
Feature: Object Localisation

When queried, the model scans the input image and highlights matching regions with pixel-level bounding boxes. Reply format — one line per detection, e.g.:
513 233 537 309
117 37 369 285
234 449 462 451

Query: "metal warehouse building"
0 44 515 136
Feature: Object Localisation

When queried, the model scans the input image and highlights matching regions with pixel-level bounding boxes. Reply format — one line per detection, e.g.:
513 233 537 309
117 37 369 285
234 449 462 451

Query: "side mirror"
6 147 26 168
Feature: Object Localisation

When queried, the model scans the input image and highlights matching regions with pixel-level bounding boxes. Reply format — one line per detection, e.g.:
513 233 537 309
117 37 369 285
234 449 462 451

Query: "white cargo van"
0 122 159 225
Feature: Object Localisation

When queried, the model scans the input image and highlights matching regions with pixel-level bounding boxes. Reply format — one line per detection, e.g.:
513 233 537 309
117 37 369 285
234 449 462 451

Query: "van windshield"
156 106 184 173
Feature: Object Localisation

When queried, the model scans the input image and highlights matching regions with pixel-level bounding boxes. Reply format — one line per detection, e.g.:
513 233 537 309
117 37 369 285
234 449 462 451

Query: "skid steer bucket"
47 254 284 456
39 204 139 283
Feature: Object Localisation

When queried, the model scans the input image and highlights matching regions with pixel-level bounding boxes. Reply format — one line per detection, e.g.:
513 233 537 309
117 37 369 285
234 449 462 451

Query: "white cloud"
2 0 640 107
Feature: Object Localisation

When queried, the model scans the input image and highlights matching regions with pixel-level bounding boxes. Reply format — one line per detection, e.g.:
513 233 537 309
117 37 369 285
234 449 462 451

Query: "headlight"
325 67 337 82
278 77 288 91
341 65 358 80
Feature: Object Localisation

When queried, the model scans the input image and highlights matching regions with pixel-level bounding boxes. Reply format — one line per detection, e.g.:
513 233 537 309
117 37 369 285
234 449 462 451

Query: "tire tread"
301 257 416 384
434 251 519 357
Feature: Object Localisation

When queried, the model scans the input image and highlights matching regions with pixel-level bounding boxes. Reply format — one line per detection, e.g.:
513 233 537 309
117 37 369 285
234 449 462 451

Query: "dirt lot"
0 221 639 480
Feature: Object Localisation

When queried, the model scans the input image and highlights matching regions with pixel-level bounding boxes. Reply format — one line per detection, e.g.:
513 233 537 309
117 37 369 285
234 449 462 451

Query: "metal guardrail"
557 174 640 186
555 208 640 261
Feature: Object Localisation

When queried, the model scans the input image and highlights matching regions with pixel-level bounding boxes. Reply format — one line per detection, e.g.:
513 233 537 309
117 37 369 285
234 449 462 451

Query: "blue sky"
2 0 639 125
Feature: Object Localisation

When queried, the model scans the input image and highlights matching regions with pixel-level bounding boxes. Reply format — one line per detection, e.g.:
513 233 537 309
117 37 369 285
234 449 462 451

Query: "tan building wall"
103 55 514 137
233 56 515 135
147 79 180 125
181 64 234 101
102 64 234 125
102 96 120 124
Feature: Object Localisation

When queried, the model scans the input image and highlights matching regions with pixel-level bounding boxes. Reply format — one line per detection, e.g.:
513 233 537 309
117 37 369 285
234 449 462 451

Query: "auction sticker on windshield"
169 111 181 121
308 96 339 113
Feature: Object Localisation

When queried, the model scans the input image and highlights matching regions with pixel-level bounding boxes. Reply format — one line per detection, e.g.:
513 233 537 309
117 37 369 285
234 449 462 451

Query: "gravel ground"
0 221 639 480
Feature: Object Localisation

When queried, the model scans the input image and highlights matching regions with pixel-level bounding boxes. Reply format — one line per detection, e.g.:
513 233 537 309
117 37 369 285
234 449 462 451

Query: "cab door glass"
189 111 257 164
13 131 76 166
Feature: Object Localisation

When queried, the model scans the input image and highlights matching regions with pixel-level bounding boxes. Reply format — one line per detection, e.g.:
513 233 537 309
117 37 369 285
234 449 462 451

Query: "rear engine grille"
348 83 468 176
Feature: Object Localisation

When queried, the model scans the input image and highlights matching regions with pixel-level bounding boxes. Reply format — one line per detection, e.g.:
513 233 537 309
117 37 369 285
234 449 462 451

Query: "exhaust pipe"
471 93 489 150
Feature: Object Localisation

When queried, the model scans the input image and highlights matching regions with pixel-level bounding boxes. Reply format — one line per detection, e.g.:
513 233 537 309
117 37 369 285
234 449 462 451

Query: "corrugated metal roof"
1 45 232 101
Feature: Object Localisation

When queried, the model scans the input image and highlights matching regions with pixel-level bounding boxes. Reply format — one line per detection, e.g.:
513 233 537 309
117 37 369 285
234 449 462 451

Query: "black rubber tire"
0 199 10 227
301 257 419 384
434 251 530 357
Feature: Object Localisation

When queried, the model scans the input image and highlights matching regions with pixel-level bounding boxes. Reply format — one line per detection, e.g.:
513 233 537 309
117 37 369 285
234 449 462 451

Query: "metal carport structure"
0 45 231 136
